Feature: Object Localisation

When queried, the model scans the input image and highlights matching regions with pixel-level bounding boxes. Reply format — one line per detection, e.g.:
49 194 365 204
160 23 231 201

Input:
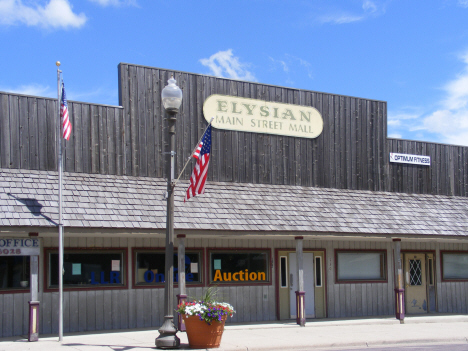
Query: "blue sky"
1 0 468 146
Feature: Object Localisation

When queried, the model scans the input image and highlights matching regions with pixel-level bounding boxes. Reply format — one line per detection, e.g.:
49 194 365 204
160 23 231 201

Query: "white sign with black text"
390 153 431 166
0 238 40 256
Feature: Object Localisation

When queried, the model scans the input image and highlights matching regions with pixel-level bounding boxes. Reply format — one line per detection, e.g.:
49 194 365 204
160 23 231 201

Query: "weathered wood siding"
324 240 395 318
387 138 468 196
117 64 389 191
0 236 276 337
436 242 468 314
1 64 468 196
0 92 124 175
3 236 468 337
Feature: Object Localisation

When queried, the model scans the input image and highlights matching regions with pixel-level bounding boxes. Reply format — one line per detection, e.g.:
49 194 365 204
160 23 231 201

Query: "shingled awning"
1 168 468 238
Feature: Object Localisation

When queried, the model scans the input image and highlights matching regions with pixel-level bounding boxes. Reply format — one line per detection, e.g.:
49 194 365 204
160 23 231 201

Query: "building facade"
1 63 468 337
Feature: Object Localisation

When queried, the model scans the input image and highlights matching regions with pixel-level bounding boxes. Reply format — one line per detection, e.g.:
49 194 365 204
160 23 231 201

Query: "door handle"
290 273 293 289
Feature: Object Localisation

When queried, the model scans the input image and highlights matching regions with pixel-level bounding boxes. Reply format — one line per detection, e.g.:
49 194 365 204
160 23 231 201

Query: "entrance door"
289 252 315 318
404 253 427 314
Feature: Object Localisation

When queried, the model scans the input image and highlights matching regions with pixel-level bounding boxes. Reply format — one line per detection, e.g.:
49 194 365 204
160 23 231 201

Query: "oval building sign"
203 94 323 139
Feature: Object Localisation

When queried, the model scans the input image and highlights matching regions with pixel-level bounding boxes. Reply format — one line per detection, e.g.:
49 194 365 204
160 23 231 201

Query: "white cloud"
200 49 256 82
319 0 384 25
441 53 468 110
70 86 118 105
320 14 363 25
0 83 119 105
269 54 314 86
387 106 434 141
362 0 377 13
0 83 54 97
288 54 313 79
417 52 468 146
0 0 87 29
388 110 422 122
388 133 402 139
88 0 137 6
458 0 468 8
269 57 289 73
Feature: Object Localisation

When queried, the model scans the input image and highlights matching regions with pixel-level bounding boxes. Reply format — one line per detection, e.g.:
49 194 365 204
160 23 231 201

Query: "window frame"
207 248 272 286
132 247 204 289
44 247 128 292
441 251 468 282
335 249 387 284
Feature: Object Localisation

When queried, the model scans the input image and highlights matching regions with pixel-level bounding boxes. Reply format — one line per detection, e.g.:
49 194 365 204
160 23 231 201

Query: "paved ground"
1 315 468 350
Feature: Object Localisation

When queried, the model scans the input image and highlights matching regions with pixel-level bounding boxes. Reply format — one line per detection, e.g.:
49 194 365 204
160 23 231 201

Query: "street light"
156 76 183 349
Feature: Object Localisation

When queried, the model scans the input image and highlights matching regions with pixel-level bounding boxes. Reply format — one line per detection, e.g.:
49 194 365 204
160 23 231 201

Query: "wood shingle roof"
1 168 468 238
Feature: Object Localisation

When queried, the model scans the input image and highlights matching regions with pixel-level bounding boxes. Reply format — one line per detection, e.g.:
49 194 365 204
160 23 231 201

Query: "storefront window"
48 250 125 288
209 250 270 284
135 250 202 285
442 252 468 280
0 256 30 290
336 251 386 282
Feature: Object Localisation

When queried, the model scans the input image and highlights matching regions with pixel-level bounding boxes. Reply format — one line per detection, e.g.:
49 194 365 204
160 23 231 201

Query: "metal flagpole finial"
56 61 61 67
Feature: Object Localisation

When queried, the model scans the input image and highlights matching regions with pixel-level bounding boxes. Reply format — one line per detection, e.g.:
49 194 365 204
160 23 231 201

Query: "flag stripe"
193 141 203 159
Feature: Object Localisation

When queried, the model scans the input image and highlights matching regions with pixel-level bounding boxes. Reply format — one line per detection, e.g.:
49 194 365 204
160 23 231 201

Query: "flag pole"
173 117 214 187
56 61 64 342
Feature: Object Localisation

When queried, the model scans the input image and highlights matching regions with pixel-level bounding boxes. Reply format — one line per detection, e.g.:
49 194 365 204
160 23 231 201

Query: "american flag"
61 83 72 140
185 125 212 202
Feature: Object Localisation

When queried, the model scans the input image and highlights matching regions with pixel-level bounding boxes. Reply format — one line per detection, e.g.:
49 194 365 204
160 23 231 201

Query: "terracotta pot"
183 314 227 349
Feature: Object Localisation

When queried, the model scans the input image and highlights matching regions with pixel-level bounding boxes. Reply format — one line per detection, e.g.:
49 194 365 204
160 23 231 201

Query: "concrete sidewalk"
2 315 468 351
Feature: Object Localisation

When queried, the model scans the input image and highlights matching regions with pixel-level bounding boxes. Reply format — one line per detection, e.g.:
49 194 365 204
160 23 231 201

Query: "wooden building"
1 63 468 337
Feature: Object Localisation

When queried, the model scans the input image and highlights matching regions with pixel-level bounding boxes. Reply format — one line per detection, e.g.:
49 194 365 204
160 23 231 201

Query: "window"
134 250 202 286
0 256 30 290
280 256 287 288
48 250 125 288
209 250 270 284
336 250 386 282
442 252 468 280
315 256 322 287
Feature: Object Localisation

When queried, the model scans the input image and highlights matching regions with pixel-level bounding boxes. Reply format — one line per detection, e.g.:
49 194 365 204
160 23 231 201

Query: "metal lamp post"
156 76 183 349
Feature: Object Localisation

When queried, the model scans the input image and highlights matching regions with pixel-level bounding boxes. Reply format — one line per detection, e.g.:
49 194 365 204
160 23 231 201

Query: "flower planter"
183 314 227 349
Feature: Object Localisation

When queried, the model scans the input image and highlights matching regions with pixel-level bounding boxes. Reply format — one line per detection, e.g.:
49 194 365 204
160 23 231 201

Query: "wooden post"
393 239 405 323
28 255 39 341
176 234 187 332
295 236 305 326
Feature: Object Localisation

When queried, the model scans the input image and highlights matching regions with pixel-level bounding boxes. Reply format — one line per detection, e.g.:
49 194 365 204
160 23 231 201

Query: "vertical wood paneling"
0 94 10 168
72 103 82 173
28 97 38 170
42 291 52 334
87 290 96 331
63 291 70 332
75 291 85 332
3 65 468 198
13 293 23 336
81 104 91 173
2 294 13 337
9 95 20 169
69 290 78 332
